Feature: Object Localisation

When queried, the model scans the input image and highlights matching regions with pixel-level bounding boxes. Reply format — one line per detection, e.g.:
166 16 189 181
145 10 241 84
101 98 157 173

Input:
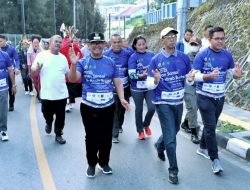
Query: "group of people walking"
0 24 241 185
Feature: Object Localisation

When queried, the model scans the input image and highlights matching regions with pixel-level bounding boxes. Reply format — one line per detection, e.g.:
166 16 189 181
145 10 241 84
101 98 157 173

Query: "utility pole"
123 16 126 38
177 0 187 41
109 13 111 39
21 0 26 34
53 0 56 34
73 0 76 28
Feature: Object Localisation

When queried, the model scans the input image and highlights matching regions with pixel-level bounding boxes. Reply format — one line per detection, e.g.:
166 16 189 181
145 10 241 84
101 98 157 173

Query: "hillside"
128 0 250 110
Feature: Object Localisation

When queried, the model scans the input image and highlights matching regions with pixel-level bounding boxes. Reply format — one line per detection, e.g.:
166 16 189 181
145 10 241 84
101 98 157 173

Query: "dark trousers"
80 103 115 167
197 94 224 160
21 69 33 92
8 77 15 108
112 86 130 138
41 98 67 136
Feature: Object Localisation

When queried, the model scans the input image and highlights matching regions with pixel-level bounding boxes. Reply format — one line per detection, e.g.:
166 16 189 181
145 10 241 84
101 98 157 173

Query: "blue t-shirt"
77 55 119 108
193 47 234 98
103 48 131 88
0 51 12 91
148 49 190 105
0 45 20 69
128 51 155 92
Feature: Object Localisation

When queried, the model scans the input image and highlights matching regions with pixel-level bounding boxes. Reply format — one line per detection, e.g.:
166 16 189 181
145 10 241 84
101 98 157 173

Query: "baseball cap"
160 27 178 38
189 36 202 45
87 33 105 42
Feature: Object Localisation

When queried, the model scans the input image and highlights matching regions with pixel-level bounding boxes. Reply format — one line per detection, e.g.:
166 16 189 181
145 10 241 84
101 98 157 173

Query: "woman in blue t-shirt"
128 35 155 140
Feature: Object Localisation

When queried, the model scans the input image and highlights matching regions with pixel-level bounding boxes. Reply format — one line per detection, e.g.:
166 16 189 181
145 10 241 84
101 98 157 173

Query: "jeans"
0 90 8 132
131 90 155 133
41 98 67 136
112 86 130 138
81 103 115 167
197 94 224 160
155 104 183 175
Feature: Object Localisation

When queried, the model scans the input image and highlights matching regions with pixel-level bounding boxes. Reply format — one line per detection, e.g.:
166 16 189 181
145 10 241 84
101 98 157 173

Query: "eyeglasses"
162 35 177 41
212 37 225 41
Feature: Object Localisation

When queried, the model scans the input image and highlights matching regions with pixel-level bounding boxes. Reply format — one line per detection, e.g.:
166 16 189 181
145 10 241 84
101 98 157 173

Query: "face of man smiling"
89 41 104 58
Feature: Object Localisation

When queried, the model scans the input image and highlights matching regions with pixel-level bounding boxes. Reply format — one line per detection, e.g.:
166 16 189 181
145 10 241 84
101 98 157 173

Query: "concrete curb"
216 131 250 162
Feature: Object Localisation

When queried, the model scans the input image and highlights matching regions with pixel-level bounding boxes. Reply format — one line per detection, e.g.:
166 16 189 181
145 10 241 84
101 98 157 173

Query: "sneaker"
191 134 200 144
65 104 71 112
25 91 29 95
168 173 178 184
55 135 66 144
212 159 223 174
45 124 52 134
1 131 9 141
196 148 210 159
86 166 95 178
138 131 145 140
144 126 152 136
154 143 165 161
119 128 123 133
29 91 35 96
98 164 113 174
181 120 191 133
112 137 119 143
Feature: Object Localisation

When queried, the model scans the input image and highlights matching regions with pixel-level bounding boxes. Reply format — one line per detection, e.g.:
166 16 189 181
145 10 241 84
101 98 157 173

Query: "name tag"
0 78 7 87
202 83 225 94
136 81 146 89
86 92 113 104
161 89 184 100
121 77 128 85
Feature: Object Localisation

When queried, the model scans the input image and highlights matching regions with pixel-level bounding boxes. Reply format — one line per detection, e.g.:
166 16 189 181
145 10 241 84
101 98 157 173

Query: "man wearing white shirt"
176 29 193 54
200 25 213 51
31 35 69 144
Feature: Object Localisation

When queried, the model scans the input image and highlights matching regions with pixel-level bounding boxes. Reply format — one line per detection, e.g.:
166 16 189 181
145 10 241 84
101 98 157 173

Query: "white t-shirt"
200 38 210 51
183 39 191 54
31 50 69 100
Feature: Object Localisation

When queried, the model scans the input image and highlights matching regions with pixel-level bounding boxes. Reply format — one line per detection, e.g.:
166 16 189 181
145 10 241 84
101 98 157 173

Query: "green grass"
217 121 246 133
126 17 145 28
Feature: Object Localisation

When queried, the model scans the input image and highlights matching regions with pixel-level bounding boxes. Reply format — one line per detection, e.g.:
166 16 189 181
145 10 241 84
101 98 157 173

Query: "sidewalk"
215 104 250 161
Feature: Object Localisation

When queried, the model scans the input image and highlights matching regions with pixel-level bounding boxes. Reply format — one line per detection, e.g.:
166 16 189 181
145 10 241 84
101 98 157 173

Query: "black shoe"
55 135 66 144
86 166 95 178
45 124 52 134
98 164 113 174
168 173 178 184
154 143 165 161
191 134 200 144
8 107 14 112
181 120 191 133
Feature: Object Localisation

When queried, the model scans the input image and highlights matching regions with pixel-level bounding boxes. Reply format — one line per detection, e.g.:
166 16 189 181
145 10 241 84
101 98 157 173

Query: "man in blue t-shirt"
146 27 191 184
190 26 241 174
68 32 129 178
0 35 20 111
0 50 16 141
103 34 132 143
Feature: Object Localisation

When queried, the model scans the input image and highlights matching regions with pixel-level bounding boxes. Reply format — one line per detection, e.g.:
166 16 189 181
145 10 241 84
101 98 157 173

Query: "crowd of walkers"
0 24 241 184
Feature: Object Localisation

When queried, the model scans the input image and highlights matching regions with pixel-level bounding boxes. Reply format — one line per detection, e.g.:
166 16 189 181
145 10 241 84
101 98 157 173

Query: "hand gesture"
36 62 43 71
210 67 219 79
234 62 242 78
187 69 198 82
152 69 161 84
69 46 80 65
138 69 148 79
11 86 17 95
121 99 130 111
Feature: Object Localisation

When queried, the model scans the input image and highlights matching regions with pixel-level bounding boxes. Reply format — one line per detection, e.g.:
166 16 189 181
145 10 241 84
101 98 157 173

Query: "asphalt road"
1 76 250 190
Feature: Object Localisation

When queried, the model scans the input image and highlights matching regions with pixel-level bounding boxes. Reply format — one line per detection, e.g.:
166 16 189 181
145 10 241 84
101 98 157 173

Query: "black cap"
87 32 105 42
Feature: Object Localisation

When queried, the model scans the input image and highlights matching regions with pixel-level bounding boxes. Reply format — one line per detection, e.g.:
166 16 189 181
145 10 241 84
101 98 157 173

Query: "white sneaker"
1 131 9 141
29 91 35 96
65 104 71 112
25 91 29 95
